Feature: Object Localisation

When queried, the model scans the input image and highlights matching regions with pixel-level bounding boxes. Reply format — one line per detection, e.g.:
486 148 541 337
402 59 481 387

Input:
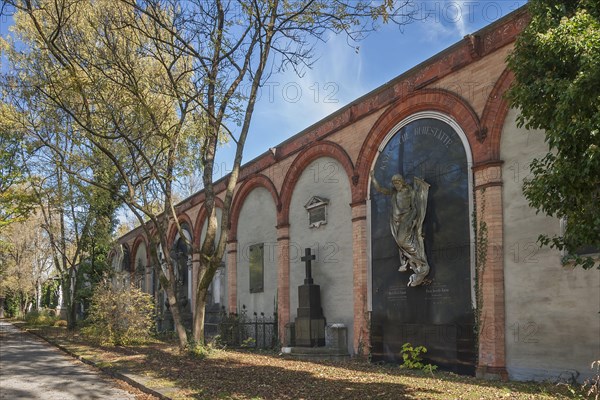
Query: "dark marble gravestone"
370 118 476 374
295 248 326 347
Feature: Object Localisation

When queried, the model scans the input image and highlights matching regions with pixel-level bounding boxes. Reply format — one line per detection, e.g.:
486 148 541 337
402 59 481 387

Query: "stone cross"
301 247 316 285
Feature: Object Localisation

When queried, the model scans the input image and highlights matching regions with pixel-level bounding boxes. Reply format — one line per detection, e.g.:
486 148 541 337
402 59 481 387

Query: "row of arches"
113 70 514 362
119 70 513 265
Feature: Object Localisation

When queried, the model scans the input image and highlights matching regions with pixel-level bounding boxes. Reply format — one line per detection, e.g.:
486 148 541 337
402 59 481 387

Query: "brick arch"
107 247 120 271
279 140 355 226
481 68 515 162
131 235 149 268
193 196 225 249
355 89 482 201
167 213 194 250
229 174 280 242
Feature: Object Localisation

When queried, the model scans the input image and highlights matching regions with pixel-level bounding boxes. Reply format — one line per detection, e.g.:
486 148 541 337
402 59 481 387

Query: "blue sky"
1 1 528 184
227 1 528 177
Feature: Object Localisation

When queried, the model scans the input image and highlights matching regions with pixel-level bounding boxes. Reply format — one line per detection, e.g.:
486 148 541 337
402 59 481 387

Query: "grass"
17 322 592 400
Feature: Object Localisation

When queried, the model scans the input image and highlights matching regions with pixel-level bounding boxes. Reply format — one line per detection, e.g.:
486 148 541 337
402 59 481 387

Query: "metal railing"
215 306 277 349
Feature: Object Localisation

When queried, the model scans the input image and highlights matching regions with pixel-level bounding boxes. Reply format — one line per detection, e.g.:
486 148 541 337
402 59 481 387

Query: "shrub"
400 343 438 374
24 309 58 326
81 283 154 346
188 341 212 359
53 319 68 327
241 337 256 348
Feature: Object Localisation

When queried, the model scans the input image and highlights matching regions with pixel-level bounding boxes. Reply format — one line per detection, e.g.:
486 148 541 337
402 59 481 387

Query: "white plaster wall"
134 242 149 293
289 157 354 354
236 187 278 316
200 208 228 307
501 107 600 382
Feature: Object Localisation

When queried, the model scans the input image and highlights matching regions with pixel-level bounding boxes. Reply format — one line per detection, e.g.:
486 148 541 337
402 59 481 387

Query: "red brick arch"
131 235 149 268
354 88 482 201
193 196 225 249
279 140 355 226
228 174 280 242
481 68 515 162
167 213 194 249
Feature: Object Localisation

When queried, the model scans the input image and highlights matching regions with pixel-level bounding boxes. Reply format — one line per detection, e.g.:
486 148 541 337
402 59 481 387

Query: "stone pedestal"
284 322 296 347
282 322 350 361
294 248 326 347
325 323 348 351
294 283 326 347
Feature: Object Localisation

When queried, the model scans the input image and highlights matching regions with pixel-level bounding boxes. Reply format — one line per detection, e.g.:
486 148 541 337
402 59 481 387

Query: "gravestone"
370 118 476 374
325 323 348 352
294 248 326 347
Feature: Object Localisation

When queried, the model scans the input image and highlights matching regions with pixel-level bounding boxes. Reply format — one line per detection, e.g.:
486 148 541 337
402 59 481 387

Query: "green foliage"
3 294 21 318
0 119 35 232
40 279 60 309
241 337 256 348
472 189 488 350
24 309 59 326
81 282 155 346
400 343 438 373
187 341 213 359
507 0 600 269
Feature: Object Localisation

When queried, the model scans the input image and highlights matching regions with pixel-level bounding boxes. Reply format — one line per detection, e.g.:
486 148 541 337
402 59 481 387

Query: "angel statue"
370 170 431 287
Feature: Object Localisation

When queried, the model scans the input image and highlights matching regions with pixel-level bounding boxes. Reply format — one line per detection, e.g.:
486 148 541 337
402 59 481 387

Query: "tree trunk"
36 281 42 310
20 294 28 317
165 284 188 350
0 297 5 318
150 244 188 350
63 276 77 330
193 284 208 344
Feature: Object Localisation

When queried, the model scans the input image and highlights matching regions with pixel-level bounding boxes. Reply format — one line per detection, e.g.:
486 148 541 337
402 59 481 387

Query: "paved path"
0 321 135 399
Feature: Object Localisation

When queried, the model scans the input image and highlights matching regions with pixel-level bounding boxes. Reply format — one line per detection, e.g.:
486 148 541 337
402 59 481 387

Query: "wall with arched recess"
167 213 195 250
355 89 482 201
131 236 149 292
279 141 355 227
235 186 278 317
288 156 354 354
355 88 510 377
229 174 280 242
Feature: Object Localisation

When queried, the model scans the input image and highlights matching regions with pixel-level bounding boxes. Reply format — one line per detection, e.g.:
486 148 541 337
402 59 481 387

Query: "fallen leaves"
24 325 586 400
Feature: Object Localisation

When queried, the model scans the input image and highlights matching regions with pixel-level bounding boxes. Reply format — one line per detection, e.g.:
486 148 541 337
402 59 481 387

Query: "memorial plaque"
370 118 476 374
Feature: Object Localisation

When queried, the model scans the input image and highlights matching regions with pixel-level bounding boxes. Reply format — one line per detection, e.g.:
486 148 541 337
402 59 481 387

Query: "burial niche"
370 116 476 374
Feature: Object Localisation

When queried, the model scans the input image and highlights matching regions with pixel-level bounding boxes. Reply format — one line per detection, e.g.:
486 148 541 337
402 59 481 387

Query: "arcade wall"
114 8 599 381
236 187 278 317
288 157 354 354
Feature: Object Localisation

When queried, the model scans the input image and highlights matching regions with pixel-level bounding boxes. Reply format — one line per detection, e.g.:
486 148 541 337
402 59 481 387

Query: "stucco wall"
501 107 600 381
236 187 278 316
288 157 354 353
199 208 228 308
134 242 150 293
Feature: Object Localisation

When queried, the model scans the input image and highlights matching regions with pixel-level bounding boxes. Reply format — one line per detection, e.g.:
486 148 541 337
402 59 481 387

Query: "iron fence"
215 306 278 349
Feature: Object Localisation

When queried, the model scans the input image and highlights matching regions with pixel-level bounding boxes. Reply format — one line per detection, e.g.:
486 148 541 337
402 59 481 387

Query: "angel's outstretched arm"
370 170 394 196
